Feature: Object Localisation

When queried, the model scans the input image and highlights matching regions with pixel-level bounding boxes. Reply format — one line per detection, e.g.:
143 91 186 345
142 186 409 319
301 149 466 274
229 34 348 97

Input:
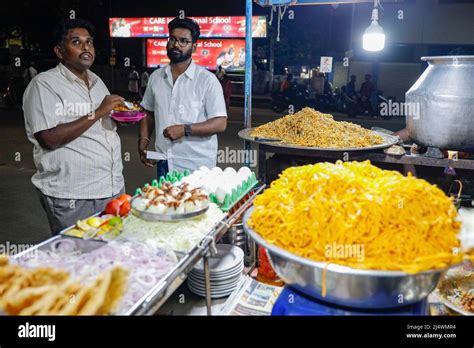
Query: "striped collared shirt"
23 63 124 199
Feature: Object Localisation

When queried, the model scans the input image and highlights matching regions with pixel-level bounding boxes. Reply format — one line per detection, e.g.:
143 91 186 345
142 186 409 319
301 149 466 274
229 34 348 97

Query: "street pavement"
0 105 405 245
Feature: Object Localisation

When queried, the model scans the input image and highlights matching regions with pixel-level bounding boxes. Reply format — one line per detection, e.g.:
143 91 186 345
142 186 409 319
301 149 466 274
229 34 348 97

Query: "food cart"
4 169 265 316
2 0 473 317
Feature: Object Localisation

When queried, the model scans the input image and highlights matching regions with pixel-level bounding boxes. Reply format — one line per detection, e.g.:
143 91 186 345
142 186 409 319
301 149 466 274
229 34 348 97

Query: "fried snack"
3 285 54 315
249 160 465 273
113 102 141 111
45 282 81 315
57 282 95 315
76 270 112 315
0 260 128 315
97 267 128 315
251 107 384 148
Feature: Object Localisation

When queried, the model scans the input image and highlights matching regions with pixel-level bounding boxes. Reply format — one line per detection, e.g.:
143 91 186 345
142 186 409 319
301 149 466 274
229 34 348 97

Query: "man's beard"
167 47 192 64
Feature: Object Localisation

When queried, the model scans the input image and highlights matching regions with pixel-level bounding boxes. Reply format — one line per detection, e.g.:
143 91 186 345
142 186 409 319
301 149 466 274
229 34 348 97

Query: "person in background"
359 74 376 115
128 65 139 100
360 74 375 99
139 17 227 177
215 65 225 81
280 73 292 94
140 68 149 99
22 19 125 235
346 74 356 98
221 73 232 109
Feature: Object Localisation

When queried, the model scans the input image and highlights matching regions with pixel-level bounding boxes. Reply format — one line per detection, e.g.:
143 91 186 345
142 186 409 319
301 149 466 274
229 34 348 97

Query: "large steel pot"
406 55 474 151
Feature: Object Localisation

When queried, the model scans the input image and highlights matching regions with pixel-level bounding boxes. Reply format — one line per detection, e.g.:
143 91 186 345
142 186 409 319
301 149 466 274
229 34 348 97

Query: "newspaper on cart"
219 275 283 316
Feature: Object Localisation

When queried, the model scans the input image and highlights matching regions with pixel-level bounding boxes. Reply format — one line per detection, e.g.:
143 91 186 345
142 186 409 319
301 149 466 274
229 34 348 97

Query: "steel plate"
131 199 210 222
238 128 400 152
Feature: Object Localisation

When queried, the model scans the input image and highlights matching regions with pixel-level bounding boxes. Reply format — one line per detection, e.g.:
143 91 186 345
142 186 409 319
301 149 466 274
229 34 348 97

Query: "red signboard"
147 38 246 71
110 16 266 38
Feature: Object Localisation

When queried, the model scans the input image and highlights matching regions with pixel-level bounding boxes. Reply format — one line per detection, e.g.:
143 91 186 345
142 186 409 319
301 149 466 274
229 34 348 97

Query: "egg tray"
134 170 258 213
209 172 258 212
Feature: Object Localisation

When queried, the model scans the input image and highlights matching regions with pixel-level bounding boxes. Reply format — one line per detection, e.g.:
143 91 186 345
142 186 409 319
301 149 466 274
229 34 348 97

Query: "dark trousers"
157 160 169 179
38 187 125 235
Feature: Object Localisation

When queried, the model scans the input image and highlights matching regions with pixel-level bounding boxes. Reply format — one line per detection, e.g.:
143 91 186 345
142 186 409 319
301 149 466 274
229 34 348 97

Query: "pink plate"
110 111 147 122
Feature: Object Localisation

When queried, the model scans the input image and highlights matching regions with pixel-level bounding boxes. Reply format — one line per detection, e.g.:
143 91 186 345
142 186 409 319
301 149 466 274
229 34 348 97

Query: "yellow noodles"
248 161 464 273
251 107 384 148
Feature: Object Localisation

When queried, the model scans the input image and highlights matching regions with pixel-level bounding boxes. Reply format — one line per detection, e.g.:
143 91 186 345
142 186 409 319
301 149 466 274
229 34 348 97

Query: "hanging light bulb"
363 1 385 52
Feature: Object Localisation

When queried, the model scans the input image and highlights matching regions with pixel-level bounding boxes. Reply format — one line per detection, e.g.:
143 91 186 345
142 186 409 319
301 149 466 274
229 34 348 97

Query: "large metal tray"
238 128 399 152
11 235 182 315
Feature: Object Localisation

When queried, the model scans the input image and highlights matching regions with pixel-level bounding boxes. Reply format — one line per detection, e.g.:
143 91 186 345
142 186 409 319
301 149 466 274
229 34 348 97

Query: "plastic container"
209 172 258 212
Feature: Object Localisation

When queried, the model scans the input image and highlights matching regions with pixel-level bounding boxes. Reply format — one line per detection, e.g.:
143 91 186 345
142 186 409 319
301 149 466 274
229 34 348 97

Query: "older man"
23 19 125 234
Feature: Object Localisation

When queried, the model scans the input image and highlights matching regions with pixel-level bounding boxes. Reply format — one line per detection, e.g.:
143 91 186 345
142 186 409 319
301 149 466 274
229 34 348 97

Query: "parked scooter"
271 87 316 113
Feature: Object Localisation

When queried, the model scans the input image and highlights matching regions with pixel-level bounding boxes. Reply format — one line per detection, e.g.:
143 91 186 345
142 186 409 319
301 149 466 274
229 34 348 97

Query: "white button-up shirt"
141 61 227 173
23 63 124 199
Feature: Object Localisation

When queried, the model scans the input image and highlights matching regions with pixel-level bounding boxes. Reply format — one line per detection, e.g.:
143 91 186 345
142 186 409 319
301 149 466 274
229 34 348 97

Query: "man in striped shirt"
23 19 125 234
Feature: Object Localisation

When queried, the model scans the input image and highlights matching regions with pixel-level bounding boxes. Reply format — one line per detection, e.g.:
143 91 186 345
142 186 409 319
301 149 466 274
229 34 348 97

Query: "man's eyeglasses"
168 36 193 47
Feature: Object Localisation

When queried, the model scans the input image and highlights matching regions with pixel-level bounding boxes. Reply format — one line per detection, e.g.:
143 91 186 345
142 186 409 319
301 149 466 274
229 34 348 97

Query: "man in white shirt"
139 17 227 177
23 19 126 234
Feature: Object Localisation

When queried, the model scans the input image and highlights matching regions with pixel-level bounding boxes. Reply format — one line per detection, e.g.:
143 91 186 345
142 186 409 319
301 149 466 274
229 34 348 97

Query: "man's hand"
94 94 125 119
163 125 185 141
138 138 156 167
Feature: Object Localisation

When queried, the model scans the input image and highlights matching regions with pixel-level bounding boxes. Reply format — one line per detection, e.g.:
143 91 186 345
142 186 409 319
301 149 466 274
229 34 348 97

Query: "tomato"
105 199 122 216
119 200 131 217
117 194 132 204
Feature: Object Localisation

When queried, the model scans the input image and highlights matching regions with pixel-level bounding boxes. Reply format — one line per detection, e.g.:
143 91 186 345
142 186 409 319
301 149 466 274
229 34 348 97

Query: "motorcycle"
2 76 25 108
271 87 316 113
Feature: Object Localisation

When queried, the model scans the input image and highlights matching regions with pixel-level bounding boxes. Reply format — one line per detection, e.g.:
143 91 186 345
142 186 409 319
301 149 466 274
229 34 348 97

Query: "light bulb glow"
363 20 385 52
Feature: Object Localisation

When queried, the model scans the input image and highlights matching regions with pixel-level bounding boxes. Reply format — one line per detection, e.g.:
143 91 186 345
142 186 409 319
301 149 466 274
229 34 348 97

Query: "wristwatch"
184 124 192 137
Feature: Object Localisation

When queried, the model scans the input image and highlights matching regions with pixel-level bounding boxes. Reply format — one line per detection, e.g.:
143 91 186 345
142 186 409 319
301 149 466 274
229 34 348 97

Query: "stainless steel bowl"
243 207 452 309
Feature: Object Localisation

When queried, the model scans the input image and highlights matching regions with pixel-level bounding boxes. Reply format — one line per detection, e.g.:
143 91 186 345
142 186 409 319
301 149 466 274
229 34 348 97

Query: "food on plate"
132 182 208 215
0 257 127 315
118 203 226 252
436 265 474 314
15 240 177 314
113 101 141 111
64 215 123 240
251 107 384 148
457 208 474 253
180 166 255 204
249 160 466 273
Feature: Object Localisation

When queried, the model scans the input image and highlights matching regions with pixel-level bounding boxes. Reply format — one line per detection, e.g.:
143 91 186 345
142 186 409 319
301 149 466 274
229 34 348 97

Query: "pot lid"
421 55 474 65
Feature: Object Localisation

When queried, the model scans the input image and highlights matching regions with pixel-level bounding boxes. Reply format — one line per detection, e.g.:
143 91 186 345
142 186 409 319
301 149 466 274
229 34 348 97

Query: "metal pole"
204 255 212 315
244 0 253 167
346 3 355 84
